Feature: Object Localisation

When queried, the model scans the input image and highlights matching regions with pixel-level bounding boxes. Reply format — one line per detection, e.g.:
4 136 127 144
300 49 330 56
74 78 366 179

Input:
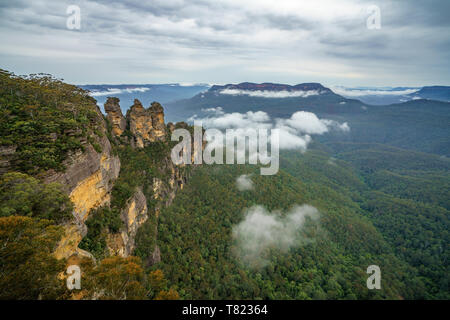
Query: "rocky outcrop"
106 159 189 260
125 99 167 148
107 188 148 257
127 99 152 148
54 222 93 260
148 102 166 141
104 97 126 137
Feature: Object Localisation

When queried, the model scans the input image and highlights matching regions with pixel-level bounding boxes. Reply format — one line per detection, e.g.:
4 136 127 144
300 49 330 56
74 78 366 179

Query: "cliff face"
26 94 194 263
45 106 121 260
107 187 148 257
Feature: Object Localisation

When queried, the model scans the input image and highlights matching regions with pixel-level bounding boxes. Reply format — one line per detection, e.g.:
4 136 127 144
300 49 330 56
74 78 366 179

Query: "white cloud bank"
232 204 320 267
190 108 349 151
220 89 321 98
89 87 150 97
236 174 254 191
331 86 419 97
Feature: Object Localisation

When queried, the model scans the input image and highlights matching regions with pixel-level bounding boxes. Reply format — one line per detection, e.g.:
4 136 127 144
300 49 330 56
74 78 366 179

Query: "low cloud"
190 109 349 151
89 87 150 97
201 106 225 115
232 204 320 267
332 86 419 97
277 111 329 134
189 110 272 130
327 157 337 166
236 174 253 191
220 88 321 98
322 119 350 132
177 82 211 87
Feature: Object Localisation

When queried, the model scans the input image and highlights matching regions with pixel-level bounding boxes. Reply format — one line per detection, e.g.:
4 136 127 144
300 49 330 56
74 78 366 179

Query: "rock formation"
107 187 148 257
148 102 167 141
126 99 167 148
104 97 126 137
46 98 193 262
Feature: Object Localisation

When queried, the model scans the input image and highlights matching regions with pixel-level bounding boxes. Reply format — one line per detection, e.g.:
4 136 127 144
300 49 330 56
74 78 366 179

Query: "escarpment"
76 97 198 264
45 105 121 259
100 98 195 263
107 187 148 257
0 69 197 266
0 71 202 299
50 95 194 263
57 95 195 261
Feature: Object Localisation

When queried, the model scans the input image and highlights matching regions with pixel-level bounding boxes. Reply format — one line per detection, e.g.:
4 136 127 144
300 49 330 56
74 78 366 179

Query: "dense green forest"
147 144 449 299
0 70 105 175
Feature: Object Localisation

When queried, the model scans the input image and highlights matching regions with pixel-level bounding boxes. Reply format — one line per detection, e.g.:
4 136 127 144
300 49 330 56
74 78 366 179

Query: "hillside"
409 86 450 102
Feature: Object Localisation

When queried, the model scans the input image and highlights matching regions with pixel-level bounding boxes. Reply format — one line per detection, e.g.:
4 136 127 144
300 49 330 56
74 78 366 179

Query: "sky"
0 0 449 86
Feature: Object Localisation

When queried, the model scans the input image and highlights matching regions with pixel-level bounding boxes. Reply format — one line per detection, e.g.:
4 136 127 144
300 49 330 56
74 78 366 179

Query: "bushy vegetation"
0 216 67 299
0 69 104 175
79 206 122 258
77 256 179 300
0 215 175 300
0 172 73 223
328 143 449 299
134 213 158 261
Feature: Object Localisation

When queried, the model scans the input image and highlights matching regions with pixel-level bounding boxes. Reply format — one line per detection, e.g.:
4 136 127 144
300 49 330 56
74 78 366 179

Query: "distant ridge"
410 85 450 101
210 82 331 92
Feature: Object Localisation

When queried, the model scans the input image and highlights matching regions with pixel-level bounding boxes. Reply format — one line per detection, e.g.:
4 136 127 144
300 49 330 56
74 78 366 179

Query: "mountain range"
161 82 450 157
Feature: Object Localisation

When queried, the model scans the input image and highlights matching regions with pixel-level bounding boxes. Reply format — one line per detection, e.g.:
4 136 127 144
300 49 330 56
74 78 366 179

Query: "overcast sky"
0 0 449 86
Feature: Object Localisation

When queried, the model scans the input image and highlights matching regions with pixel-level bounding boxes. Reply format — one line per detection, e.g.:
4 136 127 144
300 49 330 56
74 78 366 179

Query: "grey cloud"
0 0 448 85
